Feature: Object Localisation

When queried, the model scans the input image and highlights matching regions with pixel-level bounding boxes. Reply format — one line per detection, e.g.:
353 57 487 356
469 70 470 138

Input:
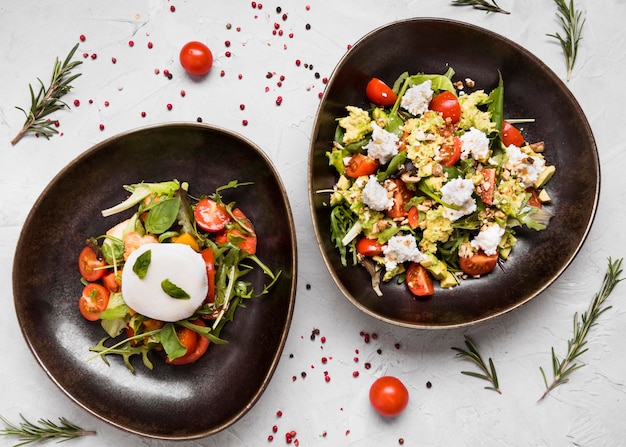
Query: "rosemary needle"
450 0 510 14
538 257 624 402
547 0 585 81
0 414 95 446
452 335 501 394
11 43 83 146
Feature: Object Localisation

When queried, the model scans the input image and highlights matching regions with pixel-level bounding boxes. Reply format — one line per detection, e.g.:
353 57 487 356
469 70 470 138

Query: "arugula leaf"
161 279 190 300
132 249 152 279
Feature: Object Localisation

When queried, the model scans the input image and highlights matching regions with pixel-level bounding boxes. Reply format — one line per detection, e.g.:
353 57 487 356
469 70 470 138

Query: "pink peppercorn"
166 103 173 110
111 57 117 64
353 371 360 377
79 34 86 41
73 99 80 107
99 124 105 131
276 96 283 106
129 40 134 47
170 5 175 12
225 51 232 57
90 53 97 59
239 104 245 110
147 42 153 49
141 111 146 117
180 90 186 97
276 410 283 417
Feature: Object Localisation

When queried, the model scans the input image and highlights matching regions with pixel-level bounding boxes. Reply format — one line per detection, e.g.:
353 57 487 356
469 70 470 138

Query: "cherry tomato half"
429 91 461 124
179 41 213 76
167 320 211 365
79 283 110 321
345 153 379 178
78 246 106 281
386 179 413 219
478 167 496 206
201 248 216 303
459 251 499 276
406 262 434 296
215 208 257 255
194 198 231 232
369 376 409 417
439 136 462 167
356 237 385 256
366 78 398 107
502 120 525 147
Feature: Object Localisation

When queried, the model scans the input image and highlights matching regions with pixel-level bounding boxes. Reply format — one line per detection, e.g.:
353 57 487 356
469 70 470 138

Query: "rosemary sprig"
11 43 83 145
450 0 510 14
547 0 585 81
452 335 501 394
0 414 95 446
538 257 624 402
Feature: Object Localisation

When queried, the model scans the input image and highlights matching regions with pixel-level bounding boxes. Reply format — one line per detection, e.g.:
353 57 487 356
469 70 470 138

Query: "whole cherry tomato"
179 41 213 76
369 376 409 417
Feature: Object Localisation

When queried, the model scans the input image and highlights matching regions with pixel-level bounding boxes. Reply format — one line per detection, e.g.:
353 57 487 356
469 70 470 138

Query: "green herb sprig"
547 0 585 81
452 335 501 394
450 0 510 14
538 257 624 402
11 43 82 145
0 414 95 446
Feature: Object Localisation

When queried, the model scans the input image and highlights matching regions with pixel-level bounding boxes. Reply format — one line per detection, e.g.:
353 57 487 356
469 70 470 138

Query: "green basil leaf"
145 197 181 234
161 279 190 300
132 249 152 279
160 323 187 361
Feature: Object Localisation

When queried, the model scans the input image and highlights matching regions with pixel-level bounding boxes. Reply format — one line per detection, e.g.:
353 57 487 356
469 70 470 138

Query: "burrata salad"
77 179 279 371
325 69 555 297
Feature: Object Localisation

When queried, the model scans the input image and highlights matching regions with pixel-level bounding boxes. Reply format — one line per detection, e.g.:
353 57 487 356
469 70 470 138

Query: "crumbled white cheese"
440 177 477 221
470 222 505 255
400 80 433 116
382 234 426 271
459 127 490 162
361 175 393 211
504 144 546 187
364 122 399 164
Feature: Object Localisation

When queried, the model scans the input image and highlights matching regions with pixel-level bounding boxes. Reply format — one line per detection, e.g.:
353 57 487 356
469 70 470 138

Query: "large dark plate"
13 123 297 439
309 19 599 328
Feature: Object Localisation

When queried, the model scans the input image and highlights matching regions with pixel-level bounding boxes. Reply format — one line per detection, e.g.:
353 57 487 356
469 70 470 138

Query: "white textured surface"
1 1 626 446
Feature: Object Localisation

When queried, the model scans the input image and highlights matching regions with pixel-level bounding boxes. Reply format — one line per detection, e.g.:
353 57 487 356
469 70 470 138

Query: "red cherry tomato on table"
459 251 499 276
194 198 231 232
78 246 106 281
501 120 525 147
366 78 398 107
429 91 461 124
78 283 110 321
179 41 213 76
369 376 409 417
345 153 379 178
406 262 434 296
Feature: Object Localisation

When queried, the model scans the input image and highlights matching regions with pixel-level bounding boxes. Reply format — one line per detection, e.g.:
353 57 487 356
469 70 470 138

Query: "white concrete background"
1 1 625 446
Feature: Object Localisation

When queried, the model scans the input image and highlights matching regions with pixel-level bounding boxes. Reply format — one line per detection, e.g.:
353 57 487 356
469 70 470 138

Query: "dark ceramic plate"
309 19 599 328
13 123 297 439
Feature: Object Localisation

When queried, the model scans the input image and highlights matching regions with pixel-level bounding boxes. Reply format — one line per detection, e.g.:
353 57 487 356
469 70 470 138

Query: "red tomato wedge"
78 246 106 281
406 262 434 296
356 237 385 256
459 251 498 276
429 91 461 124
194 198 231 232
102 272 120 293
439 136 462 166
478 168 496 205
79 283 110 321
366 78 398 107
167 320 210 365
345 153 379 178
386 179 413 219
201 248 216 303
215 208 257 255
407 206 420 230
502 120 524 147
526 187 542 208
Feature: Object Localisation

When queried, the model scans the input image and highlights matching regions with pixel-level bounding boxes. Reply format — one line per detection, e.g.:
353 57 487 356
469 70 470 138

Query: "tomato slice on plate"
78 246 106 281
478 167 496 205
79 283 110 321
201 248 216 303
386 179 413 219
215 208 257 255
439 136 462 166
356 237 385 256
459 251 499 276
406 262 434 296
345 153 379 178
366 78 398 107
502 120 525 147
167 320 210 365
429 91 461 124
194 198 231 232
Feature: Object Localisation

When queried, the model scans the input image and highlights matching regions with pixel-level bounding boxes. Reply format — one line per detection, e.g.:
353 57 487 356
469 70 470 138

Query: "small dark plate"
13 123 297 439
309 19 599 328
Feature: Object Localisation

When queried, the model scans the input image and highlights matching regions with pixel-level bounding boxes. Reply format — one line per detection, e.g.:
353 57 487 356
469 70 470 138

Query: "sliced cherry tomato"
167 327 198 364
386 179 413 219
345 153 379 178
102 272 120 293
502 120 525 147
439 136 462 166
429 91 461 124
356 237 385 256
407 206 420 230
526 187 542 208
79 283 110 321
179 41 213 76
369 376 409 417
215 208 257 255
406 262 434 296
201 248 216 303
167 320 210 365
78 246 106 281
366 78 398 107
194 198 231 232
478 168 496 205
459 251 499 276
